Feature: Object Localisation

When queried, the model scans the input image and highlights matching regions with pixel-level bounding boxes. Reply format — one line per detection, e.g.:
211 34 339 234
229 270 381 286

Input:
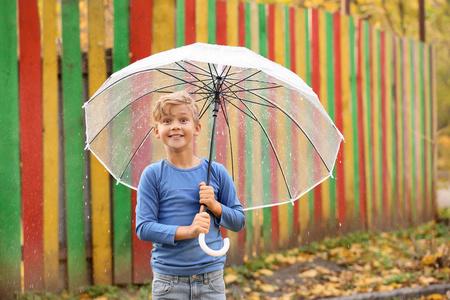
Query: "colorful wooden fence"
0 0 436 297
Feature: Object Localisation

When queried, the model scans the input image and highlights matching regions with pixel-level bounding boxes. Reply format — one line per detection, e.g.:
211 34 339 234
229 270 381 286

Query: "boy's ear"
154 125 160 139
194 122 201 136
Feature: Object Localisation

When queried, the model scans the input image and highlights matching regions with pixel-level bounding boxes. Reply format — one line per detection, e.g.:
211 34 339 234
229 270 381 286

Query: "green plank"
409 40 416 223
325 12 336 225
61 0 88 290
258 3 272 252
176 0 185 47
208 0 216 44
349 17 360 224
244 1 254 258
0 1 22 298
364 22 373 225
112 0 132 285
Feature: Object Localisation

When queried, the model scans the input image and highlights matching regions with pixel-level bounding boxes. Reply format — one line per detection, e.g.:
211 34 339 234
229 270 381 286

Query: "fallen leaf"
258 269 274 277
258 283 278 292
298 269 318 278
426 294 445 300
224 273 239 284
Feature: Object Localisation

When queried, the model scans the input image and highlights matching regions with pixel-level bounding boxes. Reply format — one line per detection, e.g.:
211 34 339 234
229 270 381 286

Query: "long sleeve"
135 166 179 246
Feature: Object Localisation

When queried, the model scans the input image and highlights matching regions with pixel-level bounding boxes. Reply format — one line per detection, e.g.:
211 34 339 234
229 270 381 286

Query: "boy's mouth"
169 134 183 139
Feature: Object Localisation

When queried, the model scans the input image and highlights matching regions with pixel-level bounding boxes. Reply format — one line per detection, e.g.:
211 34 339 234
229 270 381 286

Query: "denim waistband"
153 269 223 284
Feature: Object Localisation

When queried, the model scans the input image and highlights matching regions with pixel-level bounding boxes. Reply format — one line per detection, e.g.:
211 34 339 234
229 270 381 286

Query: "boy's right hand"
189 205 210 237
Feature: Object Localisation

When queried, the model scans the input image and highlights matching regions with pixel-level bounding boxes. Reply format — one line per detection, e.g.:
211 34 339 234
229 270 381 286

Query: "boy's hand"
199 182 222 220
189 205 211 237
175 205 210 241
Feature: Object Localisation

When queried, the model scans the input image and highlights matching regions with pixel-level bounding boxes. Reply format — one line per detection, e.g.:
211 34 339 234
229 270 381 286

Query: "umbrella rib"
220 97 257 121
118 126 154 182
156 68 213 94
198 96 214 119
86 81 192 145
230 95 293 199
217 96 235 181
173 62 216 93
235 83 332 173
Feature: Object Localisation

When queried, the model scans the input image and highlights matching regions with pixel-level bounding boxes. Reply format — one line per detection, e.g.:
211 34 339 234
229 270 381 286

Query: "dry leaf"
299 269 318 278
224 273 239 284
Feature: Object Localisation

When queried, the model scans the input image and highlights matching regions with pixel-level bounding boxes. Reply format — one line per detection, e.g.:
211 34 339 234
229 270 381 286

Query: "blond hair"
152 91 200 125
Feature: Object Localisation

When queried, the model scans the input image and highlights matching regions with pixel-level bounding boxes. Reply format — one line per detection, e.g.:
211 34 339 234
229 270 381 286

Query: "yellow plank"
152 0 176 53
319 10 330 223
404 38 413 221
274 3 288 249
42 0 59 292
196 0 208 43
226 0 238 46
340 15 355 222
295 7 308 244
88 0 112 285
225 0 240 261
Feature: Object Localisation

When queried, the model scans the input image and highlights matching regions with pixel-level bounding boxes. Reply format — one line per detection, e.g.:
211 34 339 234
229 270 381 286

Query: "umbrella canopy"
84 42 344 211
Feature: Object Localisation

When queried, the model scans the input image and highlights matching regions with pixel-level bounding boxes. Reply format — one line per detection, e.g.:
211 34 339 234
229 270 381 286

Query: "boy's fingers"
199 205 205 213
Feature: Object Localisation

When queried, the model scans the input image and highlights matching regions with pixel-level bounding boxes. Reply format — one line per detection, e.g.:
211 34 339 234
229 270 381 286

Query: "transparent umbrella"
84 42 344 256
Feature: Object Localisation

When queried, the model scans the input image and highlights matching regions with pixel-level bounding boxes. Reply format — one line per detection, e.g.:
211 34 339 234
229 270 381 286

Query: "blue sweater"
136 158 245 276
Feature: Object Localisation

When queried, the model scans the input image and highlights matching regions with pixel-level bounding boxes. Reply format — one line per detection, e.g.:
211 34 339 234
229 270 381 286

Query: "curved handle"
198 233 230 257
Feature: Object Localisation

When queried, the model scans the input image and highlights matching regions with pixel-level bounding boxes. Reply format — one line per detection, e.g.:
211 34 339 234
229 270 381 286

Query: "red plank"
18 0 44 290
311 9 322 223
368 26 377 220
130 0 153 284
216 1 227 46
380 31 389 219
357 19 367 228
215 0 228 240
185 0 196 44
289 7 300 237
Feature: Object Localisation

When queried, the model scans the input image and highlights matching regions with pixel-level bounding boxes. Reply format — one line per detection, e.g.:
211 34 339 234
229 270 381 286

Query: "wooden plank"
311 9 322 226
348 16 361 227
196 0 208 43
249 1 262 257
418 41 426 223
61 0 88 290
356 19 367 229
333 12 345 230
185 0 196 44
267 3 280 252
208 0 216 44
340 14 354 229
373 29 382 224
42 0 60 292
153 0 175 53
257 3 273 253
129 0 153 284
88 0 112 285
112 0 133 285
176 0 185 46
362 22 373 229
0 1 22 297
322 11 333 228
295 7 310 243
274 3 288 249
225 0 242 263
18 0 44 290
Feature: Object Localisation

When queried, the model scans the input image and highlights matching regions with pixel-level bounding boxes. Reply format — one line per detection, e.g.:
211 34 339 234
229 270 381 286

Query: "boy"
135 91 246 299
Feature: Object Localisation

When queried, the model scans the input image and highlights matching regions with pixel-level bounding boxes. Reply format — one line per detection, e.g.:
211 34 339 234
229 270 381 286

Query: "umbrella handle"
198 232 230 257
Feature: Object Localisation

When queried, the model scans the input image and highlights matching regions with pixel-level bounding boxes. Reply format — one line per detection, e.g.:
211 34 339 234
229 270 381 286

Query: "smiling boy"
135 91 245 299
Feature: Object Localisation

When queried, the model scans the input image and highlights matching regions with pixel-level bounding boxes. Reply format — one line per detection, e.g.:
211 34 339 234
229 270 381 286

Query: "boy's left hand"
199 182 222 219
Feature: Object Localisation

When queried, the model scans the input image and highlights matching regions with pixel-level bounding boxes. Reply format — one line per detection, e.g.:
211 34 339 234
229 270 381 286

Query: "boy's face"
154 104 201 154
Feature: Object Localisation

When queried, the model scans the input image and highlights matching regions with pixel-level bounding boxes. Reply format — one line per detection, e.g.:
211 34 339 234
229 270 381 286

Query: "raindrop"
339 223 342 227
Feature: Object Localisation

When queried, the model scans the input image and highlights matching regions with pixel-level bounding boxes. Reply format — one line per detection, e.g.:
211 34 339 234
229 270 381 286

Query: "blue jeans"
151 269 226 300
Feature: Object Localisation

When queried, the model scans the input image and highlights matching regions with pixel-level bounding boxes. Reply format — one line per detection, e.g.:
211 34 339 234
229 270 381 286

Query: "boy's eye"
163 119 171 124
181 118 188 123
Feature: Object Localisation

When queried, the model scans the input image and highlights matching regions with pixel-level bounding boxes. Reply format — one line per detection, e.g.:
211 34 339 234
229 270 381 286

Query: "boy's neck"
166 152 201 169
